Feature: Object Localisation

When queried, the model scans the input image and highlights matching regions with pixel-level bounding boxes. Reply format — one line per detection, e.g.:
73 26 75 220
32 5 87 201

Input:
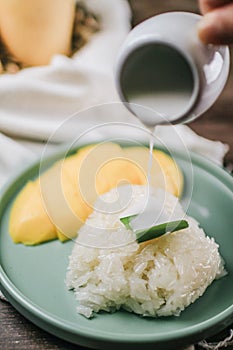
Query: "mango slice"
9 181 57 245
9 143 183 245
122 147 183 196
153 150 183 197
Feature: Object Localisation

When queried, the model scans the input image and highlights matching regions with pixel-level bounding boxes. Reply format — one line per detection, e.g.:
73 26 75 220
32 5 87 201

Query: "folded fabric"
0 133 36 187
155 125 229 166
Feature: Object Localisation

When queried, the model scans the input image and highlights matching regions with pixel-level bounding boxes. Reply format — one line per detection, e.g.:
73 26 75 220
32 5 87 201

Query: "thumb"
198 4 233 45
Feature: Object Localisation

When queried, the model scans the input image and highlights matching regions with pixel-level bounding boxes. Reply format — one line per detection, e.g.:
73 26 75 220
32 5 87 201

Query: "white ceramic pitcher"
115 12 230 127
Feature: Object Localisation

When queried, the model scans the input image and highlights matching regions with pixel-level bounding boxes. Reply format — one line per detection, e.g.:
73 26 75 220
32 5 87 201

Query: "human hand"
198 0 233 44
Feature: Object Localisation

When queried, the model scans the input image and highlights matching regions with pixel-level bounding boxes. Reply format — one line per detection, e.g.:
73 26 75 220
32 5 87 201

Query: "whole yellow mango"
0 0 75 66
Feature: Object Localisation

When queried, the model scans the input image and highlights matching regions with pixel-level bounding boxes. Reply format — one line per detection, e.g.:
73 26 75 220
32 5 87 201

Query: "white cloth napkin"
0 0 229 311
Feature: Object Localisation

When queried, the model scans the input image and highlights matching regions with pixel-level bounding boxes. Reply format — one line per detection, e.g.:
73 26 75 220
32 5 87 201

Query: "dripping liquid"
147 132 154 186
147 126 156 192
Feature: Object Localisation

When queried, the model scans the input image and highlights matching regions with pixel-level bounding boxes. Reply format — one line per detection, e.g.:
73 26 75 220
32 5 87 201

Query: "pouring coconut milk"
115 11 230 218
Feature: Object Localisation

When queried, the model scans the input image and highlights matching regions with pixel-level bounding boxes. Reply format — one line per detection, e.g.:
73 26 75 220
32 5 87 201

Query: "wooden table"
1 1 233 349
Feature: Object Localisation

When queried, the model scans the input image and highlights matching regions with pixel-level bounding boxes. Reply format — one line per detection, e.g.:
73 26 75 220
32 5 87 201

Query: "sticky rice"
66 185 226 318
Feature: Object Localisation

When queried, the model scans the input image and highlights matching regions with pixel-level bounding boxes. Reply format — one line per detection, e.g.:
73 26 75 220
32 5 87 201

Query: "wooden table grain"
1 1 233 350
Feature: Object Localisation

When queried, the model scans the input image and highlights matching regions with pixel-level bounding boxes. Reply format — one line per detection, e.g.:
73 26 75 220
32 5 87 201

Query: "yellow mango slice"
123 147 183 196
153 150 183 197
123 147 164 189
9 143 184 245
38 161 82 242
9 181 57 245
40 145 95 241
78 143 144 199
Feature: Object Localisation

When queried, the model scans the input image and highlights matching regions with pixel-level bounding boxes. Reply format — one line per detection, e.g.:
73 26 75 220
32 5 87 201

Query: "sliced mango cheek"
153 150 183 197
12 217 56 246
9 181 57 245
9 144 183 245
95 158 145 197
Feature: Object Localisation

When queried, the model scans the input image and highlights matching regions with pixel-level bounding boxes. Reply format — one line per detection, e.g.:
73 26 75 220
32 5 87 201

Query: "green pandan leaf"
135 220 189 243
120 215 137 230
120 215 189 244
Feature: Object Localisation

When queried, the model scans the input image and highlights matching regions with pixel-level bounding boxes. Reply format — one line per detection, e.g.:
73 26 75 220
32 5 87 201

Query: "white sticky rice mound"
66 185 226 318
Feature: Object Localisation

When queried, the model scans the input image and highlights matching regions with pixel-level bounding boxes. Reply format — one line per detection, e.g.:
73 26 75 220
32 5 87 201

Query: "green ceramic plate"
0 147 233 350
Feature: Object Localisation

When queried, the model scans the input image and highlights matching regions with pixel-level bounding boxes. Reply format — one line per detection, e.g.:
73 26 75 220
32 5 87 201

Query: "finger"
198 0 233 14
198 3 233 44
